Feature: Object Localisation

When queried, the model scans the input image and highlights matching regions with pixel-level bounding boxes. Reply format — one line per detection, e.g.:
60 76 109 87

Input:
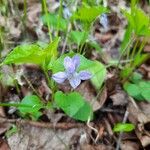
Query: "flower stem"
42 0 53 42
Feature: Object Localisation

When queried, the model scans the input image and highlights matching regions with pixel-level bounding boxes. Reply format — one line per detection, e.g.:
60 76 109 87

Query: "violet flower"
52 55 92 89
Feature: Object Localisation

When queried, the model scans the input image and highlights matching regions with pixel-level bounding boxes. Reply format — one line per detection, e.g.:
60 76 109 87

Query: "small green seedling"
5 125 18 138
124 72 150 101
18 95 44 120
113 123 135 132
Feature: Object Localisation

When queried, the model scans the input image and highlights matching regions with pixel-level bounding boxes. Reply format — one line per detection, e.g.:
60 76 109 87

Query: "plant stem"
130 39 139 59
0 103 33 108
116 36 135 69
115 110 129 150
43 69 51 88
42 0 53 42
23 0 27 23
56 0 63 36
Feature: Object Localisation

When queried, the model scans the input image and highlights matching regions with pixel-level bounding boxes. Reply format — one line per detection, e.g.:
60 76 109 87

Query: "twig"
22 75 46 102
8 0 15 15
0 117 84 130
61 23 71 55
115 110 129 150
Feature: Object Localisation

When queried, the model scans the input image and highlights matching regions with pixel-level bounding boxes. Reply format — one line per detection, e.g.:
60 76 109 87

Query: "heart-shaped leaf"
54 91 93 121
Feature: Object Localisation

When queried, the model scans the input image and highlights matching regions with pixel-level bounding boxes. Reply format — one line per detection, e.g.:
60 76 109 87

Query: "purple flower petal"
72 55 80 70
52 72 67 84
69 76 81 89
78 71 92 80
64 56 75 73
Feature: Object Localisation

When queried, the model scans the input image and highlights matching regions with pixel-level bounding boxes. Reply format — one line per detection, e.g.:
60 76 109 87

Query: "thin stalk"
0 103 37 108
137 38 147 55
61 23 71 54
79 43 85 54
116 36 135 69
116 110 129 150
43 69 56 101
42 0 52 42
22 75 45 102
130 37 147 67
0 27 3 57
56 0 63 36
43 69 51 88
130 39 139 59
23 0 27 23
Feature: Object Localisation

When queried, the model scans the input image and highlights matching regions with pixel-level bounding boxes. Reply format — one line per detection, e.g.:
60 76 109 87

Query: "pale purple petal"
69 77 81 89
72 55 80 70
78 71 92 80
64 56 75 73
52 72 67 84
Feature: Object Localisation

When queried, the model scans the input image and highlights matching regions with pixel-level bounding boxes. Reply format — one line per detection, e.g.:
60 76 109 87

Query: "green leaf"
3 44 45 65
89 41 102 51
71 6 108 23
69 31 88 46
5 125 18 138
54 91 93 121
41 13 67 31
67 54 106 88
123 10 135 29
124 82 143 100
88 61 106 90
113 123 135 132
132 54 149 67
43 37 60 69
123 6 150 37
139 81 150 101
2 38 60 68
134 8 150 36
18 95 44 120
120 25 133 53
130 72 142 83
48 52 75 73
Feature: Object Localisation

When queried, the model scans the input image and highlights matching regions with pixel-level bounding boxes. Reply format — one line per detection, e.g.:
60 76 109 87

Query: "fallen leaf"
110 90 129 106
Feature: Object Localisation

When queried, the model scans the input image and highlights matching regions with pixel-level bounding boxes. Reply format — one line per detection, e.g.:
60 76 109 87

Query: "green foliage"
49 53 106 90
120 25 133 52
120 54 149 79
42 37 60 70
124 73 150 101
69 31 88 46
88 41 102 51
18 95 44 120
5 125 18 138
71 6 108 25
113 123 135 132
2 38 60 70
88 61 106 90
123 6 150 37
54 91 93 121
2 44 44 65
130 72 142 83
121 2 150 52
42 13 68 31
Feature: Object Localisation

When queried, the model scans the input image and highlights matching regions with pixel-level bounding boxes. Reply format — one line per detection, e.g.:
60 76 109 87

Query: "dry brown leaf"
127 99 150 147
80 144 114 150
0 139 10 150
110 90 129 106
7 125 85 150
120 141 140 150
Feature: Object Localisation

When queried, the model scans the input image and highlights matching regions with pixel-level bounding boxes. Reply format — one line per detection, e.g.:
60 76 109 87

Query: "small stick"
0 117 83 130
115 110 129 150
